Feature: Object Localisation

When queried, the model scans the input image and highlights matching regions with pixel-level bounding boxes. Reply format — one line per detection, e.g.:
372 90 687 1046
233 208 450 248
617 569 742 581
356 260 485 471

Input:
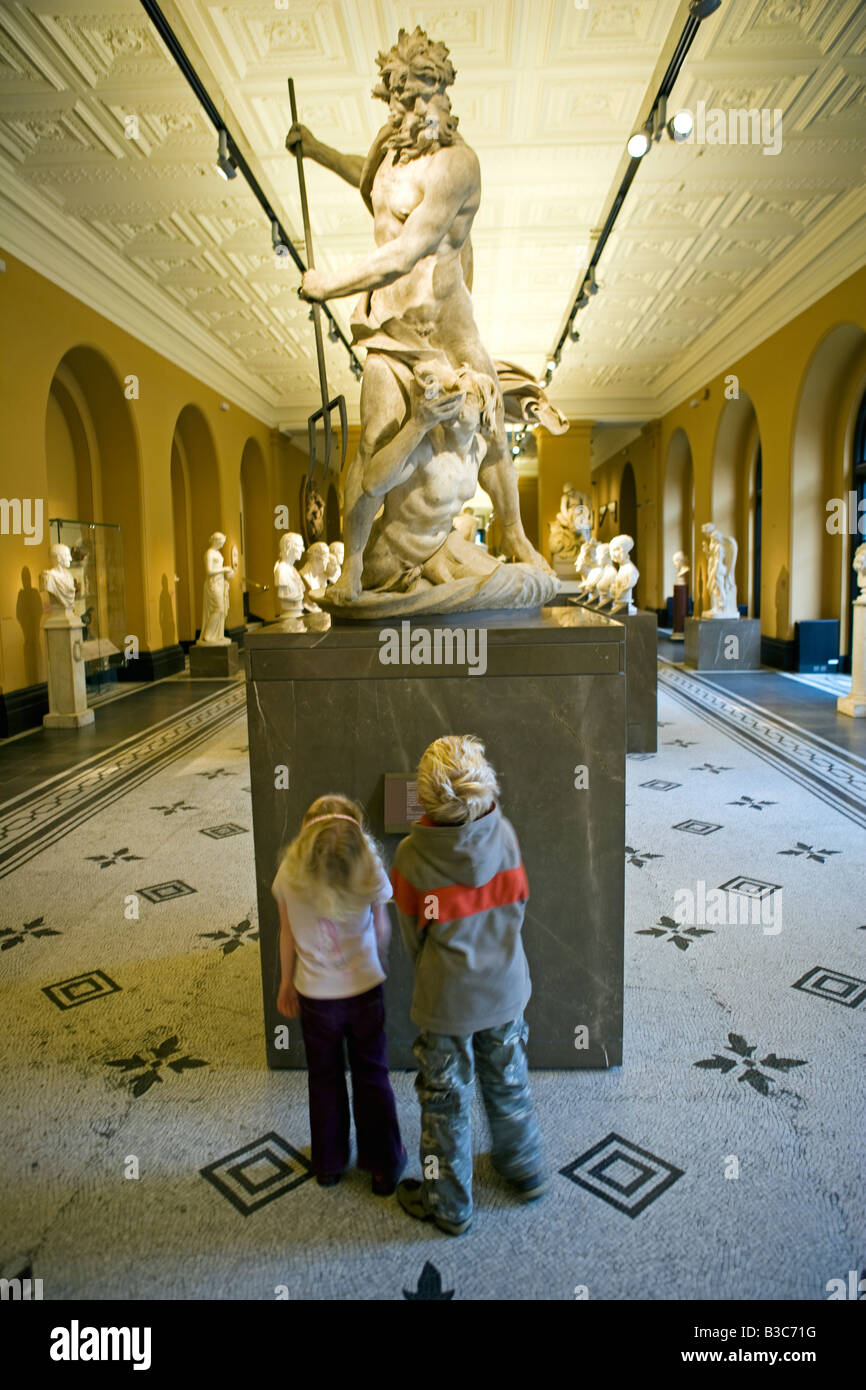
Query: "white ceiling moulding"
654 188 866 416
0 158 281 427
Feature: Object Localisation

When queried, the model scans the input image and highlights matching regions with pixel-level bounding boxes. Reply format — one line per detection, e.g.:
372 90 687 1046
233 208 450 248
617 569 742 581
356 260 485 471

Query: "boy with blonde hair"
391 734 547 1234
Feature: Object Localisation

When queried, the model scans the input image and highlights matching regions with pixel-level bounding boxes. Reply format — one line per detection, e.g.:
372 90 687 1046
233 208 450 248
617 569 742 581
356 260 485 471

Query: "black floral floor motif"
694 1033 807 1096
106 1035 208 1097
1 917 60 951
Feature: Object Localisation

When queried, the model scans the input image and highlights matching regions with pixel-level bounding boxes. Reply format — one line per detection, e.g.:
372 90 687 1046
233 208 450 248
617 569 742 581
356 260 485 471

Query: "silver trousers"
412 1014 546 1225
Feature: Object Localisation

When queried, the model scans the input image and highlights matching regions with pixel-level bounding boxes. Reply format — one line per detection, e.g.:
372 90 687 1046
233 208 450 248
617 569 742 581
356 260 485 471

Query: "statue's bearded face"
384 78 457 159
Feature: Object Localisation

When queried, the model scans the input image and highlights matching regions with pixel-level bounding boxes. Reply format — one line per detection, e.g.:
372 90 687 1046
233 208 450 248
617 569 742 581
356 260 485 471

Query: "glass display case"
49 519 126 692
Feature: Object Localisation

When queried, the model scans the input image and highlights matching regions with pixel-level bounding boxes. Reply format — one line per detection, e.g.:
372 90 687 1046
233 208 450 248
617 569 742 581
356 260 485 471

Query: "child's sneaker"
510 1172 549 1201
371 1147 407 1197
396 1179 471 1235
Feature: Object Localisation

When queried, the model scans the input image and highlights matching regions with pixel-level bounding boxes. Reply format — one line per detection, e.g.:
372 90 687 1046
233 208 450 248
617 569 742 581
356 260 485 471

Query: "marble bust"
199 532 234 645
673 550 690 583
39 543 77 613
574 536 599 590
608 534 639 614
701 522 738 619
300 542 334 601
582 543 611 605
274 532 305 616
329 541 345 581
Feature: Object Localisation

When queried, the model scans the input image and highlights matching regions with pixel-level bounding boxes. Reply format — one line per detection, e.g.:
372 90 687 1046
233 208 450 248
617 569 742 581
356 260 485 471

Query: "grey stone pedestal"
684 617 761 671
244 607 626 1070
559 603 657 752
189 641 239 676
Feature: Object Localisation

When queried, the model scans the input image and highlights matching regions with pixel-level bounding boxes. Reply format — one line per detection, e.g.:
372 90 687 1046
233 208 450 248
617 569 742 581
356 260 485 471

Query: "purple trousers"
297 984 403 1180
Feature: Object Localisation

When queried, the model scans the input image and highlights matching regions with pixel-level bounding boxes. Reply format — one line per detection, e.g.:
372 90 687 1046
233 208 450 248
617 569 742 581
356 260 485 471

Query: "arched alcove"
712 393 761 615
171 405 222 639
790 323 866 634
239 437 270 620
44 346 144 652
662 428 694 600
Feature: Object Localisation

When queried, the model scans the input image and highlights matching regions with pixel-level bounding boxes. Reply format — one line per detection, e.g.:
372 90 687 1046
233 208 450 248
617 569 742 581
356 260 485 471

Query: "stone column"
838 601 866 717
42 609 94 728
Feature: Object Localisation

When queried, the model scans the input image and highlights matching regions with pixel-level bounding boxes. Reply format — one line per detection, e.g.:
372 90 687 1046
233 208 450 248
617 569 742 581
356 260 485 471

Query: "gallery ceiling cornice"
0 0 864 433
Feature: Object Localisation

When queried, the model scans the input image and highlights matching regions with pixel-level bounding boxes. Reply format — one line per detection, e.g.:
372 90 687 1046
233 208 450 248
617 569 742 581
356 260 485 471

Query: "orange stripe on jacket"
391 863 529 927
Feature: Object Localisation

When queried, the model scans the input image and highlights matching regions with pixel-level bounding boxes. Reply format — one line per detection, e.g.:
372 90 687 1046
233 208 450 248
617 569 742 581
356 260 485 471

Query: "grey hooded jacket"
391 804 532 1035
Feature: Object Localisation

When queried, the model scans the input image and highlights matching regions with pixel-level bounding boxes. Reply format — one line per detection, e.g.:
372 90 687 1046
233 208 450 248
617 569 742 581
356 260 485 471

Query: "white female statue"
199 532 234 645
274 532 305 616
701 523 738 619
608 534 639 614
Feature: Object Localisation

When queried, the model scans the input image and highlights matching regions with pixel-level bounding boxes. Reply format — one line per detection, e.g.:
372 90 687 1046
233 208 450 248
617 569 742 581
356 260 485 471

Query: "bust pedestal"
189 641 239 677
672 582 689 640
42 609 94 728
684 616 760 671
838 602 866 717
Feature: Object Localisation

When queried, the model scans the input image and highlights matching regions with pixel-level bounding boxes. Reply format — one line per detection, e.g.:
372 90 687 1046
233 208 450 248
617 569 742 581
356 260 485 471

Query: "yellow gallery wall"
583 265 866 643
0 250 310 696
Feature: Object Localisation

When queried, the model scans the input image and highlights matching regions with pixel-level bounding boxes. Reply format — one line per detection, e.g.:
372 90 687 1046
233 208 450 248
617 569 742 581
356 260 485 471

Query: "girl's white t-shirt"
272 863 393 1000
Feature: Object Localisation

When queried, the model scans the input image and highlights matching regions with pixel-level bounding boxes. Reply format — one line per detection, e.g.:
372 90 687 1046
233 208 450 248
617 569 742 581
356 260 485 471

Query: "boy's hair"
279 793 386 920
416 735 499 824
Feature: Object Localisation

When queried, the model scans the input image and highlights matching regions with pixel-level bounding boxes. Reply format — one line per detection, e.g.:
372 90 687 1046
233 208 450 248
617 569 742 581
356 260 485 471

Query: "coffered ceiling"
1 0 865 432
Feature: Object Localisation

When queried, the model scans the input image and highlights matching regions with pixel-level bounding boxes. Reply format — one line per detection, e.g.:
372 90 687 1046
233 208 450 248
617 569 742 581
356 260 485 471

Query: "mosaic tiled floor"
1 672 864 1300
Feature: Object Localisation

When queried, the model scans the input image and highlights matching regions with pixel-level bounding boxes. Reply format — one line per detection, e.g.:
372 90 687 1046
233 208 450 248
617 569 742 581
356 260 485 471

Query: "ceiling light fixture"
668 108 694 141
216 128 237 180
271 220 289 258
689 0 721 17
627 127 651 159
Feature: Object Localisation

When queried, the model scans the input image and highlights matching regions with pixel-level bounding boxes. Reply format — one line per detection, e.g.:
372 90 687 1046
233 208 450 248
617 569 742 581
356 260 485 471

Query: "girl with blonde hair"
273 794 405 1192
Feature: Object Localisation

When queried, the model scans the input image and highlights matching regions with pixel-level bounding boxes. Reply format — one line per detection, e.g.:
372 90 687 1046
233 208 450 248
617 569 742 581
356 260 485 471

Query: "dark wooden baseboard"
116 644 186 682
0 681 49 738
760 636 796 670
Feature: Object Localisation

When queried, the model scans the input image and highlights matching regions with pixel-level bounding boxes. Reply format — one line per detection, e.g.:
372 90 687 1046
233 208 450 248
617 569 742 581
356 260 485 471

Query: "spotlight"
668 109 693 141
272 220 289 258
216 128 237 180
586 267 599 295
546 357 558 374
569 324 580 344
511 444 520 457
576 290 589 309
327 319 340 344
689 0 721 18
627 128 651 159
